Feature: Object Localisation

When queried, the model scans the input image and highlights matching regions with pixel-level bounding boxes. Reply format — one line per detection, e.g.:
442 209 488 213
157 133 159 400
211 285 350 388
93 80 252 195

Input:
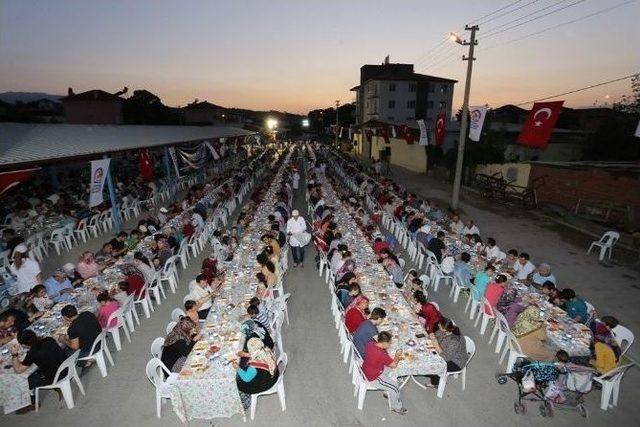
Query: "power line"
416 0 539 69
515 73 639 106
469 0 525 25
480 0 637 51
481 0 571 35
474 0 543 26
483 0 588 39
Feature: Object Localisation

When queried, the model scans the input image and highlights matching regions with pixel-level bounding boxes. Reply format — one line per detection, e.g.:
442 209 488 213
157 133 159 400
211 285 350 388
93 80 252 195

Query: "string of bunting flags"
339 99 596 151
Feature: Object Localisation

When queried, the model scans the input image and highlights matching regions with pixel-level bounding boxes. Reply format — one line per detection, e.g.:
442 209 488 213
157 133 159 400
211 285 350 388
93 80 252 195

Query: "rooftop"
0 122 255 168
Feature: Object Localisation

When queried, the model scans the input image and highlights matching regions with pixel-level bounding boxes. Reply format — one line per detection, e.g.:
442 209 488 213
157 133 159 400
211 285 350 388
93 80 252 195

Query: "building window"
440 84 447 93
407 100 416 109
406 117 414 121
408 83 417 92
388 100 395 109
439 101 446 110
429 84 435 93
388 116 395 121
389 83 396 92
427 101 434 109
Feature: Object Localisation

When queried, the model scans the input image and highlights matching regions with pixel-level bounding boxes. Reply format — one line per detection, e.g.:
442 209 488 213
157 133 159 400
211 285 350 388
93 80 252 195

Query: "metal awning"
0 122 256 168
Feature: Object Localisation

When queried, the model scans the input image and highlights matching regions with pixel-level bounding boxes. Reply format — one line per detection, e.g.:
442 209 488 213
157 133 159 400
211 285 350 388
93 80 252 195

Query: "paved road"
6 164 639 426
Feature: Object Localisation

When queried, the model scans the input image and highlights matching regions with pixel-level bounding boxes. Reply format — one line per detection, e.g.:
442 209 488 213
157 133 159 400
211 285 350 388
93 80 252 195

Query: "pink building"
61 87 126 124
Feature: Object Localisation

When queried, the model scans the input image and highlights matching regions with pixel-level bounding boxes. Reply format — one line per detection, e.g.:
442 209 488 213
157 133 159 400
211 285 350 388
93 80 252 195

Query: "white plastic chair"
587 231 620 261
474 297 496 335
500 332 526 373
171 308 185 322
77 330 114 378
74 218 89 243
105 307 131 351
35 350 85 410
612 324 634 357
145 357 177 418
436 336 476 398
122 294 137 331
249 352 288 420
271 293 291 326
354 356 386 410
87 214 101 238
49 228 68 255
166 321 177 335
150 337 165 358
134 284 153 319
593 363 634 410
489 311 511 354
159 257 178 294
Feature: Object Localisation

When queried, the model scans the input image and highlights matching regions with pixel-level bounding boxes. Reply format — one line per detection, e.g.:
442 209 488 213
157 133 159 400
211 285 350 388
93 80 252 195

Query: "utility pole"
451 25 478 211
334 100 340 146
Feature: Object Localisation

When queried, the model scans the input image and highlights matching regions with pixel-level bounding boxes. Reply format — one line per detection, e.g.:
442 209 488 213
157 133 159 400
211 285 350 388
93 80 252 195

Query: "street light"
450 32 463 44
450 25 479 212
266 118 278 130
302 118 310 128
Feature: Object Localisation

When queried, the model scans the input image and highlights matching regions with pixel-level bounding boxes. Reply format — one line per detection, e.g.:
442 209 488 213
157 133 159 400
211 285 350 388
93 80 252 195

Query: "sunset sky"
1 0 638 114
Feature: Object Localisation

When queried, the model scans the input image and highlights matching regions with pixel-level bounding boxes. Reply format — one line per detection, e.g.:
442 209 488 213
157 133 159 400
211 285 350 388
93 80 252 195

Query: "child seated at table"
30 285 53 313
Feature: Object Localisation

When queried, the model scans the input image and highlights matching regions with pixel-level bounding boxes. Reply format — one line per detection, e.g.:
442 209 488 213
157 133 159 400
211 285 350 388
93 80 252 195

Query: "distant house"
182 100 227 125
61 87 127 124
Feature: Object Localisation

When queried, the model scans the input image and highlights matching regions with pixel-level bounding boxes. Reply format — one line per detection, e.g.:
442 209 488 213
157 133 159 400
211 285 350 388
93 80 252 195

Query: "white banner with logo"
88 158 110 207
468 106 488 142
417 119 429 146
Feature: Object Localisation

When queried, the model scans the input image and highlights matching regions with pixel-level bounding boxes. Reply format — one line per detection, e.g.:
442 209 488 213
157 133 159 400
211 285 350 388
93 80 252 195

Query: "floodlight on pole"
450 32 463 44
266 118 278 130
302 118 310 128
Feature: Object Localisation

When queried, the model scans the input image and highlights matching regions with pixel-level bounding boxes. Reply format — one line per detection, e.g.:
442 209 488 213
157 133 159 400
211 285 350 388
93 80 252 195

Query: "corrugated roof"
0 123 255 167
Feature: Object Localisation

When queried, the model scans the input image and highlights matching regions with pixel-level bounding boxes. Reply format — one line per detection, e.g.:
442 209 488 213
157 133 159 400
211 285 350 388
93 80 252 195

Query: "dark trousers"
291 246 305 264
426 361 461 385
198 307 211 319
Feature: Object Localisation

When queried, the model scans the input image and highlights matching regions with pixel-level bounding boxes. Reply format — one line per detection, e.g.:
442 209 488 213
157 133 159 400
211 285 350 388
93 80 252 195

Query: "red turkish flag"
517 101 564 148
400 125 415 144
0 168 40 195
139 150 154 181
434 112 446 146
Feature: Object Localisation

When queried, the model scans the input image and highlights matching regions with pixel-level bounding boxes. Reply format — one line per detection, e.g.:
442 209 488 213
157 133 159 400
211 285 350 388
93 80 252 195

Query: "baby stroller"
496 357 595 418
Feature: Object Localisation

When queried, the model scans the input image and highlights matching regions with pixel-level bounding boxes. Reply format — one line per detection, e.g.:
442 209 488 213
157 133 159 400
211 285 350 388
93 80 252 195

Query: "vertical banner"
168 146 181 178
88 158 110 207
635 119 640 138
468 106 488 142
434 112 446 146
417 119 429 146
348 125 353 140
391 125 397 139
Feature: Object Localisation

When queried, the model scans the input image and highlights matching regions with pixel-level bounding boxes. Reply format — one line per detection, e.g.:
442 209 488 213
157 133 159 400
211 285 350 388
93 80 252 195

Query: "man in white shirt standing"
292 169 300 190
513 252 536 281
286 209 307 267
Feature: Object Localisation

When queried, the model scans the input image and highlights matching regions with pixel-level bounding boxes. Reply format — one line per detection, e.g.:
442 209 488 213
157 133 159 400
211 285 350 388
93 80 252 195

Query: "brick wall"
529 164 640 227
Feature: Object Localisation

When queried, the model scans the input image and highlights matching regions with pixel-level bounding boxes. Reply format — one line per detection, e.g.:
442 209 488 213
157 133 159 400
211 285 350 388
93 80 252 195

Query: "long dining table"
308 145 448 390
326 147 593 360
169 148 292 422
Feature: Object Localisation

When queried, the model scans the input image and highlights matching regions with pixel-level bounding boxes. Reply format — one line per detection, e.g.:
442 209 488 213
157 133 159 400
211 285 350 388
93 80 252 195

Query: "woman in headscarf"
161 317 200 372
590 315 621 374
335 250 355 283
240 318 274 350
233 337 280 410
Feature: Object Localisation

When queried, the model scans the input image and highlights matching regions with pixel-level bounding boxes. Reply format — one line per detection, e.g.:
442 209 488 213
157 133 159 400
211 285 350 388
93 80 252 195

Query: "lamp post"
450 25 478 211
